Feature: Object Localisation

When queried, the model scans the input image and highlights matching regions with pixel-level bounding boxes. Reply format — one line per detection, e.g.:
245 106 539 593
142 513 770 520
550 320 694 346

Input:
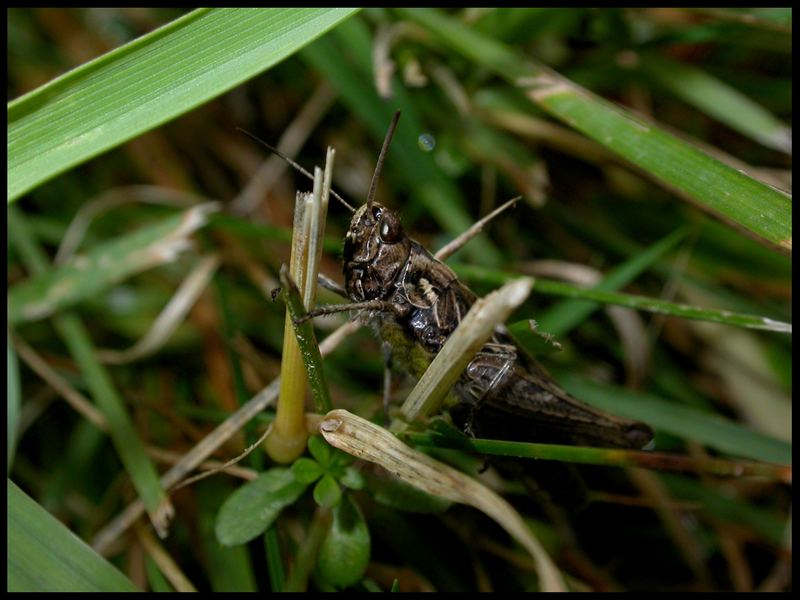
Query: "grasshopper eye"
379 211 403 243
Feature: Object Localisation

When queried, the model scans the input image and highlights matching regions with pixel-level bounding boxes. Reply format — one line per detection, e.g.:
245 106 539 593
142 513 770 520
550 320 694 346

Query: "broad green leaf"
317 494 371 588
215 468 309 546
8 8 360 202
8 480 139 591
398 8 791 253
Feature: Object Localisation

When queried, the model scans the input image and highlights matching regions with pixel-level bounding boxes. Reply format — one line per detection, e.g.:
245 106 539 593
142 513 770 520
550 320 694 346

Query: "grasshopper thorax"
343 202 411 302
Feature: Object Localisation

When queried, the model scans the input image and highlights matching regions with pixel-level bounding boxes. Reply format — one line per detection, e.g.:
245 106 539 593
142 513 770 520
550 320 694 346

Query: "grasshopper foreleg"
295 299 397 324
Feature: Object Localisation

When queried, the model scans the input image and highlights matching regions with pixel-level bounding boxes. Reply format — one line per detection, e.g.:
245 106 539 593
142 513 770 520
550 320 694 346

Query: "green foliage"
316 494 371 588
215 468 309 546
7 334 21 470
8 480 139 591
7 8 359 202
8 7 790 592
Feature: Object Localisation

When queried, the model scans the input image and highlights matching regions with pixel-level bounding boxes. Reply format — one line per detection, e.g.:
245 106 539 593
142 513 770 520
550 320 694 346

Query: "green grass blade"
661 473 786 545
264 525 286 592
7 333 21 471
8 479 140 591
397 8 792 253
8 8 359 203
453 263 791 335
639 54 791 154
690 8 792 32
8 204 216 326
535 227 689 337
557 373 791 465
454 223 789 336
8 206 173 535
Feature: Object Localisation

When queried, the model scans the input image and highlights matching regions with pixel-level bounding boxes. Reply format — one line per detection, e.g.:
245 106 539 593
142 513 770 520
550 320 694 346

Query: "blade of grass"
8 333 21 471
638 54 791 154
264 525 286 592
535 227 690 337
8 204 217 326
8 206 174 537
689 8 792 32
452 264 792 335
397 8 792 253
556 373 792 465
661 473 786 545
8 8 359 202
8 480 140 592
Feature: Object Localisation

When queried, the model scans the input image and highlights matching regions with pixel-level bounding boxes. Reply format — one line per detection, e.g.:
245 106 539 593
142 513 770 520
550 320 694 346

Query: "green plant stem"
400 432 791 483
281 267 332 414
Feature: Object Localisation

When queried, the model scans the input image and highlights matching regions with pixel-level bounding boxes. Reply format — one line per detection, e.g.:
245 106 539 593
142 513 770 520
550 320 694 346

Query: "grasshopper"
249 112 653 452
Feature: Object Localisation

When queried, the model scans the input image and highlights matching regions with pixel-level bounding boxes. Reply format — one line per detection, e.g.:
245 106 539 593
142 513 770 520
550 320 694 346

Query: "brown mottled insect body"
246 110 653 451
341 200 653 450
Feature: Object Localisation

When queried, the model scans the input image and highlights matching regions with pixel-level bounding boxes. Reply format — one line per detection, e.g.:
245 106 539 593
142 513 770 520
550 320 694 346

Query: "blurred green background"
7 8 791 592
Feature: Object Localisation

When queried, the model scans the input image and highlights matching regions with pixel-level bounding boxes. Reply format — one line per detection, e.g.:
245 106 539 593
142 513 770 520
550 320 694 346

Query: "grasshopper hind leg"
452 343 518 436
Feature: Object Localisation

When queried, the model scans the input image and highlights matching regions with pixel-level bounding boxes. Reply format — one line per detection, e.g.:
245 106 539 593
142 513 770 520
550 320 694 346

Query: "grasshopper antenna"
237 128 355 213
366 110 401 209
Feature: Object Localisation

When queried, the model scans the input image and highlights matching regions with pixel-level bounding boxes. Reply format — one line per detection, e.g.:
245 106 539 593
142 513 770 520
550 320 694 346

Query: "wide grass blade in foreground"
8 480 139 591
8 8 359 202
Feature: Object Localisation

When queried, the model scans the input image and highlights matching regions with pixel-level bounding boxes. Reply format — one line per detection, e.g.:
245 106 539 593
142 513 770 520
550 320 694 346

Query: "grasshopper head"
342 202 411 301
